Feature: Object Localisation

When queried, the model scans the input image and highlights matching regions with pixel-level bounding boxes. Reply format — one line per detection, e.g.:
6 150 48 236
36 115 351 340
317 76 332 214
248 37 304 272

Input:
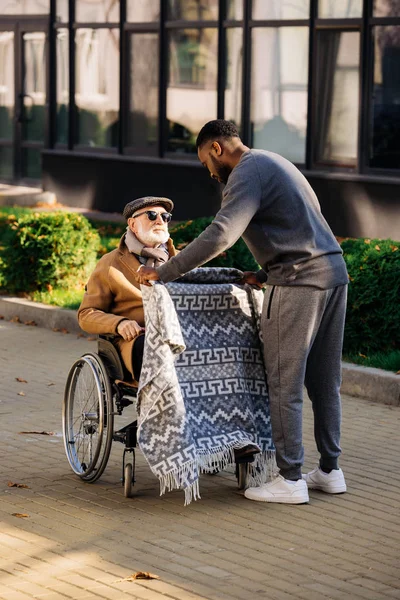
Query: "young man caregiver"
134 119 349 505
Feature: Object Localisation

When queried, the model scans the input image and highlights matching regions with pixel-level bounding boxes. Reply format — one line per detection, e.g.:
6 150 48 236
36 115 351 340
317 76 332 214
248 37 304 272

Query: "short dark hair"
196 119 240 149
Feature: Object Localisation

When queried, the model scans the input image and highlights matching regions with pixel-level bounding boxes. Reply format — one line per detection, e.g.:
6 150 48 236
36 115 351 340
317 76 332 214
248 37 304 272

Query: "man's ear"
127 217 135 233
211 141 222 156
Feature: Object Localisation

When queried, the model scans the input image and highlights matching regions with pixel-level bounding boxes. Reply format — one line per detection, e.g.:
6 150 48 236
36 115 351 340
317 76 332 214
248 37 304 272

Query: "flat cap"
123 196 174 220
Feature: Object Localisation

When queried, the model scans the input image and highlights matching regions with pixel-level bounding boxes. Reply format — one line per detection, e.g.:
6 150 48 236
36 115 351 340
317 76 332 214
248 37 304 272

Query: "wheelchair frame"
62 335 253 498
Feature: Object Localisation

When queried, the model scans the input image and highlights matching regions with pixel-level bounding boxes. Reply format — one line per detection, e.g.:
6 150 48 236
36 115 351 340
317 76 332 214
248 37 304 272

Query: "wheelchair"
62 335 256 498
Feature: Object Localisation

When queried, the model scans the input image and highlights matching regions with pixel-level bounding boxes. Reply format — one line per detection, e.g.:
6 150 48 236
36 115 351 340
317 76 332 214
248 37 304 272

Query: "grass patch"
31 287 84 310
343 351 400 373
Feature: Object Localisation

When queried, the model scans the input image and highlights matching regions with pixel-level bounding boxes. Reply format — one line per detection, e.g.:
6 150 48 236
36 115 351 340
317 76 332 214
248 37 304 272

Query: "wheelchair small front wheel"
63 353 114 483
124 463 133 498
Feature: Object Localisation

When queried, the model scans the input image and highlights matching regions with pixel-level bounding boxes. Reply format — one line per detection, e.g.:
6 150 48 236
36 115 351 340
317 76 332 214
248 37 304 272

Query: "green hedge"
341 237 399 354
0 212 100 293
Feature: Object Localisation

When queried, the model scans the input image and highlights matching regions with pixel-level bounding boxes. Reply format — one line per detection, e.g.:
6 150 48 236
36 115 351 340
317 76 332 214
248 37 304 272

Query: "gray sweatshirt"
158 150 349 289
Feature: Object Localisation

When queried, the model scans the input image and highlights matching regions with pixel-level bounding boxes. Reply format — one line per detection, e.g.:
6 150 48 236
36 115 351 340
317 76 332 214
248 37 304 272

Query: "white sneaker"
302 467 347 494
244 475 309 504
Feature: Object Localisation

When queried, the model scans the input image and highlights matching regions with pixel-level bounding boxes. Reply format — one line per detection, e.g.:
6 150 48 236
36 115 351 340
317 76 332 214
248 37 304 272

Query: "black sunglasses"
131 210 172 223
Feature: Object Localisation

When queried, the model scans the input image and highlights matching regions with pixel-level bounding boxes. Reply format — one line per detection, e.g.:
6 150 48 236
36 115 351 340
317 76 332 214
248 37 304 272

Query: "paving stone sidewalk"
1 320 400 600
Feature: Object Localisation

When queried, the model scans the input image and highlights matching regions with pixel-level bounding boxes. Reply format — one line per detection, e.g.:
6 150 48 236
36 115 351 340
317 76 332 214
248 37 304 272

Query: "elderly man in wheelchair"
62 196 273 502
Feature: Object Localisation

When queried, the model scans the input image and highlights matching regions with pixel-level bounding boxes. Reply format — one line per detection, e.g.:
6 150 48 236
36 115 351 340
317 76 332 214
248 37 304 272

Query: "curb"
0 295 399 407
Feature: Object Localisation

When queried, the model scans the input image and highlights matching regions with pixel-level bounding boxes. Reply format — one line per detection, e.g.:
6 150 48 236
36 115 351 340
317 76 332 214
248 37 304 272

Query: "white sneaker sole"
245 492 309 504
305 482 347 494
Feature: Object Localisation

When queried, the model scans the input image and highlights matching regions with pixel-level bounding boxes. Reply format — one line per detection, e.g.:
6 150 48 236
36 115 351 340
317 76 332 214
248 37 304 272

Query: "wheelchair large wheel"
63 353 114 482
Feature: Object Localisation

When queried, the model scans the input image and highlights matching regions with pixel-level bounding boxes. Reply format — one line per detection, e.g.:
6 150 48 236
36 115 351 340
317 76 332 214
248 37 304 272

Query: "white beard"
135 222 170 247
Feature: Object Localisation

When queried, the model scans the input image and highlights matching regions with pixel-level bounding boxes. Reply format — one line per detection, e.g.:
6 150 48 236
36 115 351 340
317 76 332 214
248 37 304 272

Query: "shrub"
169 217 259 272
0 212 100 293
341 237 400 354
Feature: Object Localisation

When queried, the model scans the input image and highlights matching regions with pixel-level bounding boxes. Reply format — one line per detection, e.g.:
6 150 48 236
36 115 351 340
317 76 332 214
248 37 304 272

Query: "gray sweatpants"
261 284 348 481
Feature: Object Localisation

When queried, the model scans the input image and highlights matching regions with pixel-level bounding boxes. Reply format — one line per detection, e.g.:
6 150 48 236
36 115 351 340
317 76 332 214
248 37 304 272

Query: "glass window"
370 25 400 169
374 0 400 17
22 32 46 144
0 0 49 14
0 31 14 140
315 31 360 166
127 0 160 22
225 28 242 132
76 0 119 23
126 33 159 153
56 29 69 145
252 0 310 20
251 27 309 164
227 0 243 20
167 0 218 21
56 0 69 22
75 28 120 147
167 28 217 153
318 0 362 18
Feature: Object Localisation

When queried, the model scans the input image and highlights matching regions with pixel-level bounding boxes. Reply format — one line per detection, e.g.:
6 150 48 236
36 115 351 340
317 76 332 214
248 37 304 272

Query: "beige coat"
78 235 178 379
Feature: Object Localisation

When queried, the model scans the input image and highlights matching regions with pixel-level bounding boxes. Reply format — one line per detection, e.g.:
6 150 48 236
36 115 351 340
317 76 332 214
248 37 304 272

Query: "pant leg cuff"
319 457 339 471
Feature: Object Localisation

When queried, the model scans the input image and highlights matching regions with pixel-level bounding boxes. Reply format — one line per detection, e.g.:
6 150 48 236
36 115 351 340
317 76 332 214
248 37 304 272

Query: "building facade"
0 0 399 238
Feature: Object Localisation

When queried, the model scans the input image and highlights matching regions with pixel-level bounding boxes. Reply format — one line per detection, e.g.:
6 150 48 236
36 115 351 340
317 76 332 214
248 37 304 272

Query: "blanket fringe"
157 445 276 505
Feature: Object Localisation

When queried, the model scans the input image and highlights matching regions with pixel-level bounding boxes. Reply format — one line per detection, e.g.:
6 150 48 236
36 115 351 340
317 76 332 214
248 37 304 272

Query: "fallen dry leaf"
117 572 160 583
15 377 28 383
396 370 400 375
17 391 26 396
52 328 60 332
10 316 21 323
87 336 97 342
47 382 55 387
8 482 30 489
76 333 86 338
60 328 69 334
19 431 54 436
24 320 37 326
12 513 29 518
0 315 4 320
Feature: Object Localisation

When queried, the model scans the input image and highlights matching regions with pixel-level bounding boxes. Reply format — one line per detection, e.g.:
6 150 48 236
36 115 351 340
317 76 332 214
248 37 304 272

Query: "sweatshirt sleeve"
157 154 262 283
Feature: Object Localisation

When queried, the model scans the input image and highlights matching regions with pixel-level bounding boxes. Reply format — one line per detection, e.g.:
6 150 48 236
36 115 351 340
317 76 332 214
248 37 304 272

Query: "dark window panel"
126 33 159 153
22 147 42 179
0 146 13 178
370 25 400 169
314 30 360 167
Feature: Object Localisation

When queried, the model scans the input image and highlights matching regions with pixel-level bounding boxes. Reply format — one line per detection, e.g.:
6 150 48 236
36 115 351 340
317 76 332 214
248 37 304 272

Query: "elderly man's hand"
239 271 264 288
117 319 144 341
135 266 160 286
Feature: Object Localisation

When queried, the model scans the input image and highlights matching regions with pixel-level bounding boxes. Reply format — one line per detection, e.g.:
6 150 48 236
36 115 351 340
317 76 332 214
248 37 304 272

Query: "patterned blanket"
137 268 275 504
